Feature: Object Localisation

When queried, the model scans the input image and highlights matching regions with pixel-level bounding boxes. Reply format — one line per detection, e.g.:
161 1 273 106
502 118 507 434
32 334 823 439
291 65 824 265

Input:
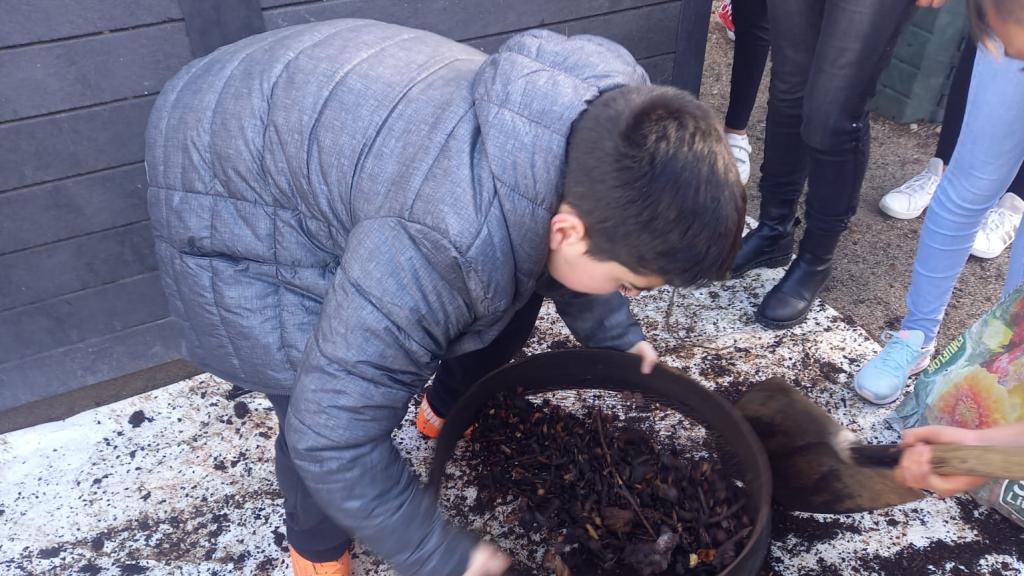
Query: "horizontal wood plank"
180 0 267 58
261 0 316 8
0 359 200 435
263 0 669 41
0 273 169 364
0 23 191 122
0 222 158 312
0 0 183 49
0 164 148 255
0 97 154 192
466 2 678 59
0 319 185 412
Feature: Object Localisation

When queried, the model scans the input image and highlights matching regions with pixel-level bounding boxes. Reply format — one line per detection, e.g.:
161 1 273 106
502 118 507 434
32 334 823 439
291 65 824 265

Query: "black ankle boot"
731 202 799 278
755 232 839 329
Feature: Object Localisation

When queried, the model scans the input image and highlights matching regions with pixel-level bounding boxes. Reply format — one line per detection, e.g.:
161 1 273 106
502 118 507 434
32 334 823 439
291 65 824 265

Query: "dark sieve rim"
428 349 771 576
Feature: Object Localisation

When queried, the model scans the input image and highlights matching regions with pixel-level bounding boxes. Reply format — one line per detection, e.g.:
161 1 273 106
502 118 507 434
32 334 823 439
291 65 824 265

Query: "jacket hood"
472 30 650 298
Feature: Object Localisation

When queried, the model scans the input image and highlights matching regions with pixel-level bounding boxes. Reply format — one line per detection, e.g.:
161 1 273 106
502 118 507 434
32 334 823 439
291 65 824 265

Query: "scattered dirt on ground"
127 410 148 428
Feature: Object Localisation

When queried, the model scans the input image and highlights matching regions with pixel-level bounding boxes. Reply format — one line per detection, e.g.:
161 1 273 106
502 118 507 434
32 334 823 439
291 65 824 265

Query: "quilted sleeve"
541 280 646 351
284 218 479 575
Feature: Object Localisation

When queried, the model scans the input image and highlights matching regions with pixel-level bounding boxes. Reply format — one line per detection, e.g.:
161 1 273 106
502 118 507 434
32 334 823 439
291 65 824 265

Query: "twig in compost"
705 499 746 525
687 341 736 352
593 409 657 539
662 287 678 331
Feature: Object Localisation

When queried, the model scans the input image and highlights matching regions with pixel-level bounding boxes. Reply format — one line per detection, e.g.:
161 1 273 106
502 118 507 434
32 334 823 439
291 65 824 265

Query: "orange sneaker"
289 545 351 576
416 395 446 439
416 395 475 439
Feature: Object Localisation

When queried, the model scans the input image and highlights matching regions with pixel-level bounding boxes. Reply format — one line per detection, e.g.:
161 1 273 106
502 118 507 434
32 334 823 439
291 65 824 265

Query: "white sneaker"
727 132 752 185
879 157 944 219
972 193 1024 259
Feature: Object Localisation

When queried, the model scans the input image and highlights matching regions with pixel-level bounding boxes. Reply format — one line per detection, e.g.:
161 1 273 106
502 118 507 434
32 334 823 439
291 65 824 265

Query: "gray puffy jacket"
147 19 648 575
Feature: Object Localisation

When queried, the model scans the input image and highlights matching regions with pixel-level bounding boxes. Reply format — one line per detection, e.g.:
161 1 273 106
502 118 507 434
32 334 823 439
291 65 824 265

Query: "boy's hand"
464 542 511 576
627 340 659 374
894 425 988 497
915 0 946 7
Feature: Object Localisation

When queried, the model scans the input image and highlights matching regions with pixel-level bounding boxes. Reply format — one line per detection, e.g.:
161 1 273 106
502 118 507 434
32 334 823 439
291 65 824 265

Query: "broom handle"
930 445 1024 479
850 444 1024 479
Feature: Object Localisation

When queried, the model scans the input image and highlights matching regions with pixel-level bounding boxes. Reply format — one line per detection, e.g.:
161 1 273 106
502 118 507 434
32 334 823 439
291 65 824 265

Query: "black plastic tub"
429 349 771 576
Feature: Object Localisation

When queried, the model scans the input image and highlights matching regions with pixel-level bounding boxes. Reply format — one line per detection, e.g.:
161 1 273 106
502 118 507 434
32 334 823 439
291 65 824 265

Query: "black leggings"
760 0 917 241
427 292 544 418
725 0 771 132
935 40 1024 197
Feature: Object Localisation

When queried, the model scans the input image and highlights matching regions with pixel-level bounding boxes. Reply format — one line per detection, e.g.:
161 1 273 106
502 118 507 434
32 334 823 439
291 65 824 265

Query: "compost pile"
462 391 753 575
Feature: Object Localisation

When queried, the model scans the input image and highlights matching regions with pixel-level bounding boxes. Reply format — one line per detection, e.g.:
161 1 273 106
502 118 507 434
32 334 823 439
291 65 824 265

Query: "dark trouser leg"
729 0 821 277
757 0 917 328
935 41 976 164
725 0 771 131
759 0 824 207
800 0 917 238
426 292 545 418
1010 165 1024 199
266 394 351 562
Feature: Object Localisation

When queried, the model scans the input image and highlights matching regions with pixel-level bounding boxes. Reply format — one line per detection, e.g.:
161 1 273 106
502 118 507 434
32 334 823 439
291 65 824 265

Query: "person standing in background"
880 40 1024 260
855 0 1024 405
717 0 771 186
731 0 946 329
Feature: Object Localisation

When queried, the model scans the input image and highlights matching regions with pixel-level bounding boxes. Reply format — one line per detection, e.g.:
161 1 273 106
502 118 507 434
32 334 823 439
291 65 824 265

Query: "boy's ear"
548 209 588 251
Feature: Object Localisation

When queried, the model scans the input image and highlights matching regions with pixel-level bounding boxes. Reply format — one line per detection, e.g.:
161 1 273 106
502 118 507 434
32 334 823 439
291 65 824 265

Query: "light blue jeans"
902 44 1024 346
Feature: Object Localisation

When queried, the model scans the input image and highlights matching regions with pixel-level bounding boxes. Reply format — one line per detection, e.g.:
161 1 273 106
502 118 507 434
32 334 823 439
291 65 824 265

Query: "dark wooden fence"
0 0 705 423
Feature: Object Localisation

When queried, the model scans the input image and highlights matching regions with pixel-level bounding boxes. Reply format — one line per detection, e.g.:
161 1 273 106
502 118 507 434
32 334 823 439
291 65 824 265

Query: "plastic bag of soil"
890 284 1024 527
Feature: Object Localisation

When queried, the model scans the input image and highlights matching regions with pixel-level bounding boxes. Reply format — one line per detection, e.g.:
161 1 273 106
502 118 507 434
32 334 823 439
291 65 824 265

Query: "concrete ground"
698 18 1010 351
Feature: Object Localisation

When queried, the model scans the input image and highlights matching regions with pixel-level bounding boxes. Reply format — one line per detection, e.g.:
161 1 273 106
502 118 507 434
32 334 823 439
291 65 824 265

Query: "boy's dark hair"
563 85 746 287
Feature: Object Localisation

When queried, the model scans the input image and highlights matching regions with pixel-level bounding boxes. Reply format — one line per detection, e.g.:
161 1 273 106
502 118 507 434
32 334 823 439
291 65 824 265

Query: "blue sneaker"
854 330 935 405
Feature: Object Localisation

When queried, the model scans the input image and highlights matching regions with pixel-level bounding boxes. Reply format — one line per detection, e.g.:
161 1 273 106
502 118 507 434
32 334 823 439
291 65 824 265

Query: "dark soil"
459 391 753 576
856 498 1024 576
761 497 1024 576
118 563 148 575
35 546 61 559
127 410 148 428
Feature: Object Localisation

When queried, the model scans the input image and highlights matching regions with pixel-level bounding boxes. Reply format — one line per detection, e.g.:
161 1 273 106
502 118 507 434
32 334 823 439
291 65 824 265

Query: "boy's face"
546 204 665 296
